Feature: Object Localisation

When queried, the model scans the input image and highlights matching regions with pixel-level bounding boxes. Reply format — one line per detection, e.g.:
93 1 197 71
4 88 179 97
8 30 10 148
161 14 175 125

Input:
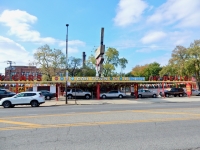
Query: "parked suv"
64 88 91 99
0 92 45 108
0 89 16 99
164 88 185 97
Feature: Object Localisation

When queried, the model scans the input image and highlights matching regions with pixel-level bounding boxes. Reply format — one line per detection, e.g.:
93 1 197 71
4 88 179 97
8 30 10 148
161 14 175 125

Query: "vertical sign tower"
95 28 105 77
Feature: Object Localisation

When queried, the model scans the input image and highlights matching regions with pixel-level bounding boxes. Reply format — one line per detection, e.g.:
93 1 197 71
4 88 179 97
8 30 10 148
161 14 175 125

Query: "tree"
68 57 82 76
76 66 96 76
147 62 162 77
168 45 188 76
185 40 200 81
131 62 162 80
34 44 66 81
159 65 175 76
87 47 128 77
131 64 148 79
119 58 128 76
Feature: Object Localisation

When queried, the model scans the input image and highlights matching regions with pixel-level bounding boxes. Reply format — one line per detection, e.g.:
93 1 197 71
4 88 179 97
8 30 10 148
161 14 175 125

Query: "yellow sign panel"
52 76 145 82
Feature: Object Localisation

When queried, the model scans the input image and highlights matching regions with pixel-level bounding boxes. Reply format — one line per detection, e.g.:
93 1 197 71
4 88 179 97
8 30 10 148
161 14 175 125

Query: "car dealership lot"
0 95 200 108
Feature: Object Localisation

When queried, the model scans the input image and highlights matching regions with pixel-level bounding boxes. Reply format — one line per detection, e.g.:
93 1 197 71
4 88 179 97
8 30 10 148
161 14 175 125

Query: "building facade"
5 66 41 81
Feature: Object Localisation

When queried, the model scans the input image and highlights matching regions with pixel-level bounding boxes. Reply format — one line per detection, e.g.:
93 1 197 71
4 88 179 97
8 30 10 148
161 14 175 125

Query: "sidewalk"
41 96 200 107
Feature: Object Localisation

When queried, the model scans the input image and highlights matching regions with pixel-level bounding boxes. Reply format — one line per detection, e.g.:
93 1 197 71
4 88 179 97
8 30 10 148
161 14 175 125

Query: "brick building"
5 66 41 81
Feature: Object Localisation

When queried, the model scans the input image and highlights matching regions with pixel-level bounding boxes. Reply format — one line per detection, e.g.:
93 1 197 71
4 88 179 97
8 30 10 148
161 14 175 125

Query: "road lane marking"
1 107 200 120
132 110 200 116
0 119 41 126
0 110 130 119
0 117 200 131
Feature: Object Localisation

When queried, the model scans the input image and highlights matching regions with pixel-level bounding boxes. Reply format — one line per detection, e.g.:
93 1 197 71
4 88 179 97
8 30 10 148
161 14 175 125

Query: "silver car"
191 89 200 96
100 90 126 99
138 89 157 98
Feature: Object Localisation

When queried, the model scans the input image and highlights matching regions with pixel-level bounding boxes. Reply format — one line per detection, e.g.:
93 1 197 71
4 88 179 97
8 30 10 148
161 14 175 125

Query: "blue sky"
0 0 200 75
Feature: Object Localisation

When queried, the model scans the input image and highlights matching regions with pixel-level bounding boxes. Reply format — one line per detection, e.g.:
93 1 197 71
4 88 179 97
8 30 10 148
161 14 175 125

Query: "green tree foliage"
76 66 96 76
103 47 120 76
131 62 162 80
87 47 128 77
68 57 82 76
169 45 188 76
34 44 66 81
147 62 162 76
160 40 200 82
119 57 128 75
185 40 200 81
131 64 148 77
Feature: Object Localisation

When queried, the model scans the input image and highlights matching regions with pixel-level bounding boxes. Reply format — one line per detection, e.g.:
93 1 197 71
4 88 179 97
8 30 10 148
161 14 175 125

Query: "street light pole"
65 24 69 104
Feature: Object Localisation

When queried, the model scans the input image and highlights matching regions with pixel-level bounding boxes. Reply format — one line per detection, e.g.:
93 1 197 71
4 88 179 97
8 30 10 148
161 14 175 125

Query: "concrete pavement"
41 96 200 107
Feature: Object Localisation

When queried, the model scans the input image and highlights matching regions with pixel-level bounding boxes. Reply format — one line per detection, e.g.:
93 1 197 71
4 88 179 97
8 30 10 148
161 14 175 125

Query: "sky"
0 0 200 75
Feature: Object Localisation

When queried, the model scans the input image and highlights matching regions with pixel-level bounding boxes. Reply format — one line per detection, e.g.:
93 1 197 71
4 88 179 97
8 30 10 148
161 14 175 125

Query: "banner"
52 76 145 82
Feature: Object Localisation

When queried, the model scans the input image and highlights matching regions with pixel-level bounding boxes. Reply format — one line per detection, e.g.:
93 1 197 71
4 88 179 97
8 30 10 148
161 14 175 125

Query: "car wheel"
153 94 157 98
3 101 11 108
31 100 39 107
174 95 177 97
165 94 169 97
46 96 51 100
138 94 142 98
68 95 73 99
179 93 183 97
102 95 106 99
85 94 90 99
118 94 123 98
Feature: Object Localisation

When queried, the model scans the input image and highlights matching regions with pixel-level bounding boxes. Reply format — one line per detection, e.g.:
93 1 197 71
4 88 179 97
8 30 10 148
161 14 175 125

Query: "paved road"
1 103 200 150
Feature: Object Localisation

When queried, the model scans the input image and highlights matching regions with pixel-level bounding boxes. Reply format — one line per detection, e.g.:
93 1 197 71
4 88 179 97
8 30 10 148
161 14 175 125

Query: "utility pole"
6 61 15 81
65 24 69 104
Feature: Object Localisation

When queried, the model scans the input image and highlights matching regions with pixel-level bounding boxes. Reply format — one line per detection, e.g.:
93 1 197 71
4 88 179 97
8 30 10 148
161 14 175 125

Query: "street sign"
66 70 68 80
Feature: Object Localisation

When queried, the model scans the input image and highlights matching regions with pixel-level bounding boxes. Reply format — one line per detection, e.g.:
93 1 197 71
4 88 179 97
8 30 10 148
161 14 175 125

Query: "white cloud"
141 31 167 44
59 40 86 54
114 0 148 27
147 0 200 27
0 9 56 44
0 36 33 74
169 31 190 46
0 9 86 54
59 40 85 47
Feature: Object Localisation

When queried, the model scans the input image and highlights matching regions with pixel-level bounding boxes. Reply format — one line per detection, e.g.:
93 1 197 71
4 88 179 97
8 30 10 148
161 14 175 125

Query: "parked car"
64 88 91 99
38 90 56 100
164 88 185 97
0 89 16 99
191 89 200 96
0 92 45 108
137 89 157 98
100 90 126 99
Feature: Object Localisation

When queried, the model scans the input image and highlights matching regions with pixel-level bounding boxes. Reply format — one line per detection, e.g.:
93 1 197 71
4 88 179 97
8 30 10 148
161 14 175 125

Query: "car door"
106 91 113 97
75 89 82 97
145 90 152 97
113 91 119 97
22 93 34 104
11 93 25 104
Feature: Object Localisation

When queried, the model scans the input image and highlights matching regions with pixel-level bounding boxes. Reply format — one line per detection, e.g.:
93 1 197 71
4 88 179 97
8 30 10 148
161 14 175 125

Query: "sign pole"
65 24 69 104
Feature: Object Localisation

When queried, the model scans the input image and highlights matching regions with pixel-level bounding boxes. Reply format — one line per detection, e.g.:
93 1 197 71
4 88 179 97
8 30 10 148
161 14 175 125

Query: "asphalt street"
1 103 200 150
